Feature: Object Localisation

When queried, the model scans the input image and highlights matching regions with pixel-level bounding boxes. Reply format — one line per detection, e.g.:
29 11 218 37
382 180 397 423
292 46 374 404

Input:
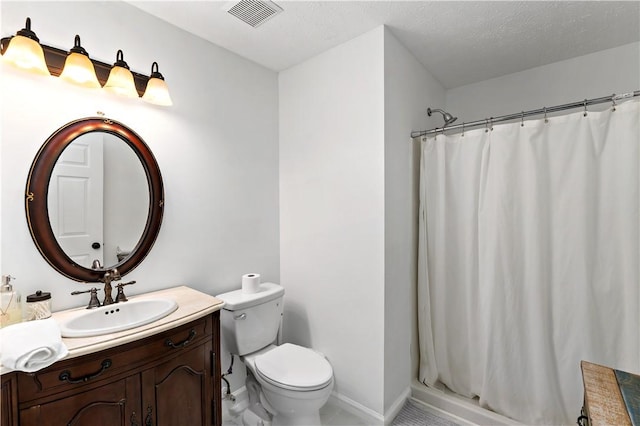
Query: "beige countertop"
1 286 224 374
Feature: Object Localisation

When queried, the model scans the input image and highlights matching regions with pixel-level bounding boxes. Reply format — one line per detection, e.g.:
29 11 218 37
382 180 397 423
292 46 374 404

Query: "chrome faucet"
101 268 121 306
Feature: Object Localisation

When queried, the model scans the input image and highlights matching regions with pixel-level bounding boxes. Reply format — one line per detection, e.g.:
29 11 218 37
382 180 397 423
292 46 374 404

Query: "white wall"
279 25 446 419
279 27 386 414
1 0 279 391
446 42 640 122
382 28 445 414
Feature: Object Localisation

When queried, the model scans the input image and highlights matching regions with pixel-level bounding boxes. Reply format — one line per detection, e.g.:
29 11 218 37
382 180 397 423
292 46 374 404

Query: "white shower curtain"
417 100 639 425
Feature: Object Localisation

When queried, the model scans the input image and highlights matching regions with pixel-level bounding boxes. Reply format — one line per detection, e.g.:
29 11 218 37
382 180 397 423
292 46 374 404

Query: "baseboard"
231 385 248 400
328 391 385 425
383 387 411 425
222 386 249 422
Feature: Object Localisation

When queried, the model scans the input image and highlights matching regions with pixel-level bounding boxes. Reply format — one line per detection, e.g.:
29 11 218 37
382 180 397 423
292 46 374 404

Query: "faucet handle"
71 287 101 309
115 281 136 303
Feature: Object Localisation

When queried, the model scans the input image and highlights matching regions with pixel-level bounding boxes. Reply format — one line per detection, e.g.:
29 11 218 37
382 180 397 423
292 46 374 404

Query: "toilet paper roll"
242 273 261 294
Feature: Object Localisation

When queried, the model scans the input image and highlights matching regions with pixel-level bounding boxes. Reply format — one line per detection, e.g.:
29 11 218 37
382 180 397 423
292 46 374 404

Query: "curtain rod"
410 91 639 139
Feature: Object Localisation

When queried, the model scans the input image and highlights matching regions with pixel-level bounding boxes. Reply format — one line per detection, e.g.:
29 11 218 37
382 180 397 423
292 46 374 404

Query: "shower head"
427 108 458 127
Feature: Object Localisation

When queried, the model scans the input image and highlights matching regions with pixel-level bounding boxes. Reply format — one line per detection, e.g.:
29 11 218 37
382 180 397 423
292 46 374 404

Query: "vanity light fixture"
142 62 173 106
59 35 101 89
1 17 50 76
103 50 138 98
1 17 172 106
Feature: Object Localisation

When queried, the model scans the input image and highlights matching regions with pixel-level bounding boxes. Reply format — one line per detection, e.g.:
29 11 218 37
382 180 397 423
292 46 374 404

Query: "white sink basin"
59 298 178 338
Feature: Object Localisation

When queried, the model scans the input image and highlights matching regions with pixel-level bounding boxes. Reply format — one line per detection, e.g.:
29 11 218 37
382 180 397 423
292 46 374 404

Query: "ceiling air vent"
224 0 283 28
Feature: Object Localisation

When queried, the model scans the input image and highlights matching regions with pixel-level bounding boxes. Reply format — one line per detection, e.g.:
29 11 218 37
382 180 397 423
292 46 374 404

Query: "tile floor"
223 397 370 425
320 399 468 426
223 399 369 425
319 399 370 425
223 394 463 425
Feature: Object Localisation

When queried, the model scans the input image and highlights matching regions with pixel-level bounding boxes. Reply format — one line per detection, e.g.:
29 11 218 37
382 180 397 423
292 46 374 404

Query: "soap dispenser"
0 275 22 327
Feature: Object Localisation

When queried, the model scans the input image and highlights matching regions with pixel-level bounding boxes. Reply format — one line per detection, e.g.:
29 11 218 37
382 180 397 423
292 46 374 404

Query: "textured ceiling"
128 1 640 89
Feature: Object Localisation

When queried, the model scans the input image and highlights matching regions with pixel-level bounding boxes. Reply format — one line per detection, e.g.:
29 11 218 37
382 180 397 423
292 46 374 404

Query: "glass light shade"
60 52 100 89
104 66 138 98
142 77 173 106
2 35 49 76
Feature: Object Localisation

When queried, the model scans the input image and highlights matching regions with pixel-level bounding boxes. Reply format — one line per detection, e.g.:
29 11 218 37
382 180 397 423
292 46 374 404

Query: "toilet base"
242 405 272 426
244 369 329 426
260 380 329 426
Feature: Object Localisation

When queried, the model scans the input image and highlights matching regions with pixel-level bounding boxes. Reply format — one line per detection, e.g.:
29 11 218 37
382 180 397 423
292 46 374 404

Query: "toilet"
216 282 334 426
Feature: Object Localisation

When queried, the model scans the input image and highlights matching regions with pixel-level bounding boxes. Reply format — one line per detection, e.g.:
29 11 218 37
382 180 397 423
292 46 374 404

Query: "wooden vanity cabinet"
21 376 140 426
142 344 211 425
1 311 221 426
1 372 18 426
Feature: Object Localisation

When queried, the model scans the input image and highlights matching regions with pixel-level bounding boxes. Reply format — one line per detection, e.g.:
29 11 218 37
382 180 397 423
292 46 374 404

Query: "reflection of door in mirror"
47 132 150 270
48 134 104 268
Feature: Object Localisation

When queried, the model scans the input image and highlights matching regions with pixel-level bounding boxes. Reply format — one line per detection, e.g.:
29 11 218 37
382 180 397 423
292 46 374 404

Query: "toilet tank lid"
215 282 284 311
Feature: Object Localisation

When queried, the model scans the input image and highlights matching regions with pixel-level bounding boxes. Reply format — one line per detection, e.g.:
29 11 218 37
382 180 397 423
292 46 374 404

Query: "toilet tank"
216 282 284 356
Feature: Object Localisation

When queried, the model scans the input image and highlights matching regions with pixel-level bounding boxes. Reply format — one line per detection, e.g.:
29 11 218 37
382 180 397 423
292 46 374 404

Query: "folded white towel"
0 318 69 372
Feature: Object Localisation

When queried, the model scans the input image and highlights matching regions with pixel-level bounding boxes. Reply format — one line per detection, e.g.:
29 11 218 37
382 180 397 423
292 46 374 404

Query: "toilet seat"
254 343 333 391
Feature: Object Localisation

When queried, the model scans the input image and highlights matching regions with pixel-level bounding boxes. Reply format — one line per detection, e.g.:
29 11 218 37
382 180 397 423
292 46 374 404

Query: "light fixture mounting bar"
0 36 150 97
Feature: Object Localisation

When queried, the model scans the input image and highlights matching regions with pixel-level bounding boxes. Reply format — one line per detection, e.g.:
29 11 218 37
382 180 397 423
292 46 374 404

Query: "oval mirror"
26 117 164 282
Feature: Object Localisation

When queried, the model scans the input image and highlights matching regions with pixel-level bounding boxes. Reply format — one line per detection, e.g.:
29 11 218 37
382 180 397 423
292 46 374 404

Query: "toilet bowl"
216 283 334 426
243 344 333 425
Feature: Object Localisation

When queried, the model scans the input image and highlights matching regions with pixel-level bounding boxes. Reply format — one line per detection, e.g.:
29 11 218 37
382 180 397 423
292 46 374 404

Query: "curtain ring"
612 93 617 111
461 122 465 137
544 107 548 123
489 117 493 131
521 111 525 127
583 99 588 117
485 118 489 133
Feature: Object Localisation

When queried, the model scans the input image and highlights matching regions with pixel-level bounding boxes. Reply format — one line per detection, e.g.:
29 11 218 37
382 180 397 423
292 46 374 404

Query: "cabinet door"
141 342 212 426
19 376 141 426
1 373 18 426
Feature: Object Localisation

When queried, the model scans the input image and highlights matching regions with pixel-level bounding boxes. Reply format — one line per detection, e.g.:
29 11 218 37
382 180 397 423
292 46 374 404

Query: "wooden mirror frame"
25 117 164 282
